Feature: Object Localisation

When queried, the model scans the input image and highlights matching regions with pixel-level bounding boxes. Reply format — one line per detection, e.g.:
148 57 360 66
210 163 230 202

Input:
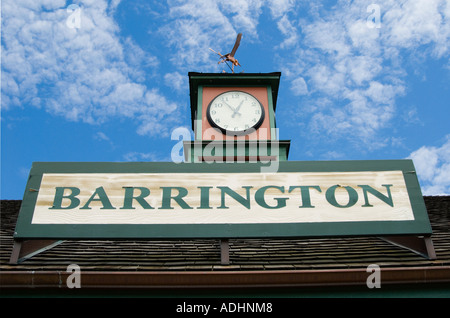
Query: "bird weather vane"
209 33 242 73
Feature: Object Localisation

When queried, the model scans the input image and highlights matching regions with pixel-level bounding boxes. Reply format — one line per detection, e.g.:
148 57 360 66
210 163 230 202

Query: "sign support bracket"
9 239 65 265
220 239 230 265
379 235 436 260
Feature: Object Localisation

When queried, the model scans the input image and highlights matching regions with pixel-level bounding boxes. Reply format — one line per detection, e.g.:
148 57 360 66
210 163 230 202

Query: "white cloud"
1 0 178 137
219 0 264 37
3 0 448 150
290 77 308 96
345 56 383 86
94 131 110 142
136 89 179 137
383 0 449 56
94 131 115 148
267 0 298 19
161 0 234 69
409 135 450 195
123 151 168 162
307 64 346 96
276 14 299 49
164 72 187 92
303 19 351 58
161 0 270 70
347 19 381 55
280 0 449 149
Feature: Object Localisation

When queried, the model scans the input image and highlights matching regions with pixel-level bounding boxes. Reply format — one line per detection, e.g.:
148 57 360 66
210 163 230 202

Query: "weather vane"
209 33 242 73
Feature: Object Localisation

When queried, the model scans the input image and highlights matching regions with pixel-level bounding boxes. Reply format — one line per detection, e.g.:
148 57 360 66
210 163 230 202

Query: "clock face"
206 91 265 135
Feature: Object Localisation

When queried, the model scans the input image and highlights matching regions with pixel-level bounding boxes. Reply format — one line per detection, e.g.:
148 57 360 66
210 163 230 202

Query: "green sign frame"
14 160 432 240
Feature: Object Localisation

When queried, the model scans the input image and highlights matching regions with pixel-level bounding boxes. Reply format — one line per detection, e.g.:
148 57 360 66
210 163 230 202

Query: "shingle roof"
1 197 449 289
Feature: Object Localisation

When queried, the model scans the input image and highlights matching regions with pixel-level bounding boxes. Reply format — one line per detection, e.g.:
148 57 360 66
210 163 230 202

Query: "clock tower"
184 72 291 163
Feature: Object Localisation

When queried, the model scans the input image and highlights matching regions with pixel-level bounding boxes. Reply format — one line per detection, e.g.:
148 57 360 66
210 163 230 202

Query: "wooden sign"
14 160 432 239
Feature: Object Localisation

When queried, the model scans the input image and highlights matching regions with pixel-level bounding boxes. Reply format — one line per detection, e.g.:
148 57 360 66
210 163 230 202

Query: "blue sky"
1 0 449 199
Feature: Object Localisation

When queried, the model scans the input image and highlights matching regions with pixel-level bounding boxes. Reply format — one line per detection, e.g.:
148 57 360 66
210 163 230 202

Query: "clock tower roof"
188 72 281 129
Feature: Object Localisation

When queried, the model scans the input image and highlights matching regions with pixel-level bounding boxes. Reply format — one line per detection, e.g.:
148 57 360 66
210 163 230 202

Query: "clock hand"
232 100 244 118
222 101 236 112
